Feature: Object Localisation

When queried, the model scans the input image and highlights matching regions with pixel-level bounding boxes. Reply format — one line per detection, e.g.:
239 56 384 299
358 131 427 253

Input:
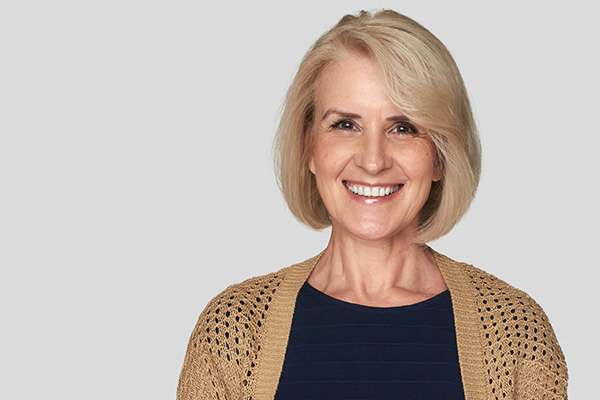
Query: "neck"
308 226 447 307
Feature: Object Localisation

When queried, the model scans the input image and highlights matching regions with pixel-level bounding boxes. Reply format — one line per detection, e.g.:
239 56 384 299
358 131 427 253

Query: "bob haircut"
274 9 481 243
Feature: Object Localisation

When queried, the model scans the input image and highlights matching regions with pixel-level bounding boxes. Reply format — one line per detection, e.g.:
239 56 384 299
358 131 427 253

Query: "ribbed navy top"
274 282 465 399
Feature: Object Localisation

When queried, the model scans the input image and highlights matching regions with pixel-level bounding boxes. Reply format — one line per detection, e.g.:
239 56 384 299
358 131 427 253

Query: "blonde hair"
274 10 481 243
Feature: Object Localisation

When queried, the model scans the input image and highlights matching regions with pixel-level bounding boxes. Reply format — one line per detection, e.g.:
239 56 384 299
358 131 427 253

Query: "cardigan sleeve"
514 358 568 399
510 295 568 399
176 305 244 400
177 337 223 400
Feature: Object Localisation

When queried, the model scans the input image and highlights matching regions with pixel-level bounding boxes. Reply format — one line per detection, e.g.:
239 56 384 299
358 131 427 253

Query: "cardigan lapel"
253 253 323 400
433 250 488 400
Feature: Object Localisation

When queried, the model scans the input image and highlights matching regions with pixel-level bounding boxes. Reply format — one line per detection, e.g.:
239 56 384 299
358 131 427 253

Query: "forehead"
314 55 400 116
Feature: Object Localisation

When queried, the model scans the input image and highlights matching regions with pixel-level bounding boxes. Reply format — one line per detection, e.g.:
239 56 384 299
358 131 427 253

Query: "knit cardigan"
177 250 568 400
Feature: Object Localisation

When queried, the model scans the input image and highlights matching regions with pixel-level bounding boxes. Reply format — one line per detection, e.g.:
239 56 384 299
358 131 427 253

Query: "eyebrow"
321 108 411 123
321 109 361 121
386 115 412 123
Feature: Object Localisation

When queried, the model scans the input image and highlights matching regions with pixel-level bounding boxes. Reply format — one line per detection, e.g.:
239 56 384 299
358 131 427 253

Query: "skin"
306 54 447 307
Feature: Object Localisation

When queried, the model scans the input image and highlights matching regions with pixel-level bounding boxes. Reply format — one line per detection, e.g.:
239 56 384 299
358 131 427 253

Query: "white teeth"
344 182 401 197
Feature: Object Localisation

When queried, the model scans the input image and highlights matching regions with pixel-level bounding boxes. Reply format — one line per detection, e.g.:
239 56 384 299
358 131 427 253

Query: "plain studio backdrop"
0 1 598 398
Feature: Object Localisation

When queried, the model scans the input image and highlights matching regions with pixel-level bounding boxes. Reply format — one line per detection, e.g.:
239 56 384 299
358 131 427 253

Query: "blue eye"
392 122 419 135
332 119 356 130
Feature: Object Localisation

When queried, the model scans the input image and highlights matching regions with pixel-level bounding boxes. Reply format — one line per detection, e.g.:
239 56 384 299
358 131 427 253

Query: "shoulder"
192 264 294 343
201 253 318 324
435 249 556 323
453 257 557 339
187 253 319 355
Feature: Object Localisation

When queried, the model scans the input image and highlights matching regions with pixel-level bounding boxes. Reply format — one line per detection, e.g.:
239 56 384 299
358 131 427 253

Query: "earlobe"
305 126 316 175
308 157 316 175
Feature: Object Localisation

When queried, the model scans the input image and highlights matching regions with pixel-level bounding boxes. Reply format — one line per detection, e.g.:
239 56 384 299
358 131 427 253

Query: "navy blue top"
274 282 465 399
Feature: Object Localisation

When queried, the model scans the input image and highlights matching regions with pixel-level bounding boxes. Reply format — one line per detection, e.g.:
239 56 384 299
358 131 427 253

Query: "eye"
331 119 357 131
391 122 419 135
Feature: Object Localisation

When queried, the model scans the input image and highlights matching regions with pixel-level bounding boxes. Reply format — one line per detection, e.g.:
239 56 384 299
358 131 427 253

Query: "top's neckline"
302 281 450 311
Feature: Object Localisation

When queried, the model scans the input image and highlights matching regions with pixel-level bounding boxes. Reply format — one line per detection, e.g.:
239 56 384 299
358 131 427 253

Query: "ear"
305 126 316 175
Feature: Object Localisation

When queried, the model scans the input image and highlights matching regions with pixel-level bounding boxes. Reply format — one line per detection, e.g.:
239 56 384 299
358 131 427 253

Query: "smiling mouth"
343 181 403 198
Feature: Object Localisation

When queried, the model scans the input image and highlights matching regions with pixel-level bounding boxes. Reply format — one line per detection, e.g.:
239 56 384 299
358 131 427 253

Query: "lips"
343 181 403 198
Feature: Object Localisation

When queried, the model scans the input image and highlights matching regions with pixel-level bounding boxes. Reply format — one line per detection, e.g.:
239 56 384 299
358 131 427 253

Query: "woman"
178 10 567 400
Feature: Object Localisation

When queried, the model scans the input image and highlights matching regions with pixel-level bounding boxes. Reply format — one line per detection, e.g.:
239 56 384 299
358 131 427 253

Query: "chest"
274 283 466 399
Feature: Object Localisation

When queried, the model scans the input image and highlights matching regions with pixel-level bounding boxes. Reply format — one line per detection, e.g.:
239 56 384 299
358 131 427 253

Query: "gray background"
1 0 598 398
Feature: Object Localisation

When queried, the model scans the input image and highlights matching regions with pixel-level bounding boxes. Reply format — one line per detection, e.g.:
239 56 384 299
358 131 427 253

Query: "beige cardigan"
177 250 568 399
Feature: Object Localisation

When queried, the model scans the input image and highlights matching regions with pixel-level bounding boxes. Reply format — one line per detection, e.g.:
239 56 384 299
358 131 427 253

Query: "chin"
336 220 416 243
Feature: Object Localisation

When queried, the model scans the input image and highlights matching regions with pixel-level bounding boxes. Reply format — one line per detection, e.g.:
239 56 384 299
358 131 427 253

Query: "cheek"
400 145 437 180
412 143 434 170
312 153 335 178
311 140 345 175
424 145 443 182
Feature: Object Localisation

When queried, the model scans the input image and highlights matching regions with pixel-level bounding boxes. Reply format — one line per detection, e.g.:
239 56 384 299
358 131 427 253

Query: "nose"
354 131 392 174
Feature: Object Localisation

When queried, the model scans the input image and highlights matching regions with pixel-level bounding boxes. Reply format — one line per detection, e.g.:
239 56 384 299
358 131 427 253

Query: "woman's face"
308 55 441 242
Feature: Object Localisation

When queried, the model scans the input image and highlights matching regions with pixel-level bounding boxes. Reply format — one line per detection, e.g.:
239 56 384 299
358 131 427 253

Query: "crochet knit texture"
177 250 568 400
